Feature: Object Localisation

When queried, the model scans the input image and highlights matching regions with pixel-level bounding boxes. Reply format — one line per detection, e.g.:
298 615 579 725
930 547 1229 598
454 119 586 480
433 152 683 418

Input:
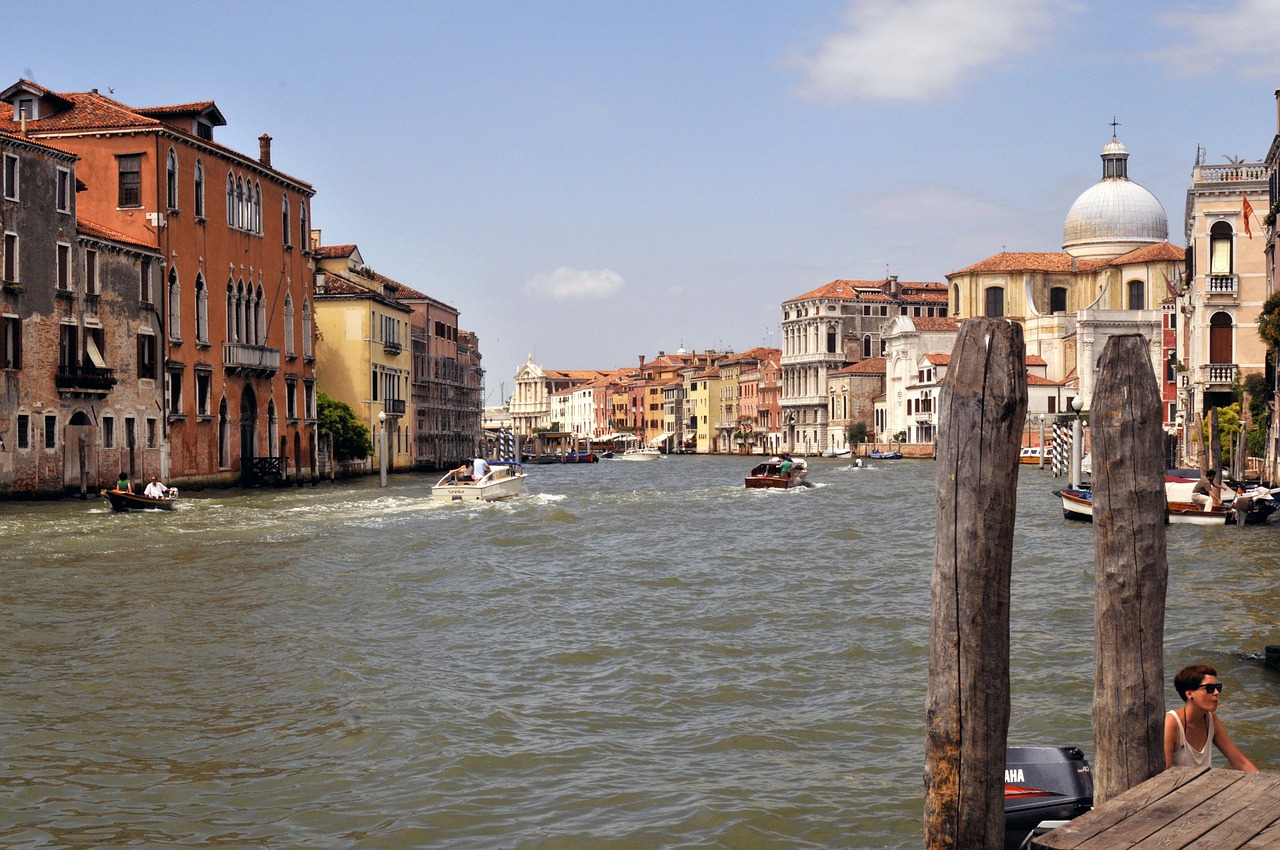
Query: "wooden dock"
1034 767 1280 848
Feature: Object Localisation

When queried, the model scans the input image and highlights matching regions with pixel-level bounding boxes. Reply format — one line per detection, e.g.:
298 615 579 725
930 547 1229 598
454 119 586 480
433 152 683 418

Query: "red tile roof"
951 243 1184 276
911 317 959 331
77 217 159 251
845 357 887 375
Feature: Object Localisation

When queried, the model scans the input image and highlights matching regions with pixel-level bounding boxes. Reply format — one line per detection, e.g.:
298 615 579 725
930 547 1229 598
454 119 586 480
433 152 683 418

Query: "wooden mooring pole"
926 318 1027 849
1090 334 1168 803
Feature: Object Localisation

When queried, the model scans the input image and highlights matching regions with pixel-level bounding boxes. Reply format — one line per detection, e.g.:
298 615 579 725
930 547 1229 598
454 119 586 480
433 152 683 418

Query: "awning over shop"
648 431 675 447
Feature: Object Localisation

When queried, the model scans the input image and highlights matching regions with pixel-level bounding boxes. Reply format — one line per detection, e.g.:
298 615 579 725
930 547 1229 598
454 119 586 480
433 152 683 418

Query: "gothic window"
165 148 178 210
193 159 205 218
195 275 209 343
168 268 180 338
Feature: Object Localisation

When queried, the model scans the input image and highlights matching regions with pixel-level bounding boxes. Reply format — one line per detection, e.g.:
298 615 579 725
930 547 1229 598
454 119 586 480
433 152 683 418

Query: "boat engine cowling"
1003 746 1093 850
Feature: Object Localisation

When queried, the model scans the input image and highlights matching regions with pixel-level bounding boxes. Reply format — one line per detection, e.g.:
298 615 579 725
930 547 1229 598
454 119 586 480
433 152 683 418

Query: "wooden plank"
1182 774 1280 849
1090 334 1169 803
1078 770 1246 848
1125 771 1259 849
925 318 1027 849
1034 767 1210 848
1239 819 1280 849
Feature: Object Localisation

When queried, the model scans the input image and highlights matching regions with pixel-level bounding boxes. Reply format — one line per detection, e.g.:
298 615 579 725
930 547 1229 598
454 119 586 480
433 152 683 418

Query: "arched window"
167 268 180 339
1049 286 1067 314
1127 279 1144 310
165 148 178 210
225 281 235 340
284 292 295 356
1210 221 1233 276
826 325 837 354
282 195 291 246
195 274 208 343
951 284 960 316
236 281 246 344
299 201 308 250
193 159 205 218
984 286 1005 317
235 177 245 230
253 182 262 234
225 175 235 226
302 298 313 358
863 334 872 358
255 285 266 345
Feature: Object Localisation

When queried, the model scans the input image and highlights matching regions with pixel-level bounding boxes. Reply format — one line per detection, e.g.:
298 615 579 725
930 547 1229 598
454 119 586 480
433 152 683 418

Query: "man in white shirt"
472 457 490 480
143 474 168 499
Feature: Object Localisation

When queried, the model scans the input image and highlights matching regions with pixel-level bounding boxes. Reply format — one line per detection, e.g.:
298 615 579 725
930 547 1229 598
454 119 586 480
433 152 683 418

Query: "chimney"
258 133 272 167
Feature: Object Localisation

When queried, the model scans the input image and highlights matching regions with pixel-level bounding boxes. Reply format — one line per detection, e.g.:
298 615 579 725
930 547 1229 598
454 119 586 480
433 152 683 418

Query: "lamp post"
378 409 388 488
1070 396 1084 489
788 413 796 453
1038 413 1047 469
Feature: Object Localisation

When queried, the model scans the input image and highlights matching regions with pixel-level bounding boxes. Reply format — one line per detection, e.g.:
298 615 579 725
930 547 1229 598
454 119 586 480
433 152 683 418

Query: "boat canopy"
648 431 675 447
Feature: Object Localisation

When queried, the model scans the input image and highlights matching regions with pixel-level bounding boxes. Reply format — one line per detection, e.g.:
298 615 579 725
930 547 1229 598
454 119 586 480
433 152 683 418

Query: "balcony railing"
56 364 117 393
383 339 403 355
223 342 281 375
1207 274 1238 298
383 398 406 417
1202 363 1239 386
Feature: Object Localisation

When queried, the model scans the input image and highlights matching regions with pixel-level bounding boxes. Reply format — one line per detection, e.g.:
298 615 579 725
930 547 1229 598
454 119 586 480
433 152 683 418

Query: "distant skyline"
12 0 1280 402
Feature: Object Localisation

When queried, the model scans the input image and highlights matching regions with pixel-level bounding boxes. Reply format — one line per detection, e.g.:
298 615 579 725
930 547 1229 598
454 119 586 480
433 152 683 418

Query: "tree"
1202 403 1242 468
1243 372 1271 457
1257 292 1280 350
845 421 869 446
317 393 373 461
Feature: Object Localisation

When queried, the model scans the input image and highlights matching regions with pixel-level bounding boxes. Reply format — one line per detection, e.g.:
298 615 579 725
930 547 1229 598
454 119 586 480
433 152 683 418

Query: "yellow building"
313 245 414 472
685 365 721 454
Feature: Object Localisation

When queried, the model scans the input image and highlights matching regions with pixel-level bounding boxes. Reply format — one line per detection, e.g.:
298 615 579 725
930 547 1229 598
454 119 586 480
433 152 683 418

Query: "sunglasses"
1193 683 1224 694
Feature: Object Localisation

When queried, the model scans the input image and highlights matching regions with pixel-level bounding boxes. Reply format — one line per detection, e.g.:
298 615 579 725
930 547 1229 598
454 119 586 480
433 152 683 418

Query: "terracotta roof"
0 128 78 157
845 357 887 375
950 243 1184 276
1025 354 1047 366
1109 242 1185 264
784 279 883 303
314 244 357 259
77 217 159 252
1027 374 1065 387
924 353 951 366
911 316 959 331
317 275 373 297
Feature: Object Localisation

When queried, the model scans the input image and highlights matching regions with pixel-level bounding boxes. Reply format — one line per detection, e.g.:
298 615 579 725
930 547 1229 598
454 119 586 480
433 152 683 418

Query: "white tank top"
1169 709 1214 768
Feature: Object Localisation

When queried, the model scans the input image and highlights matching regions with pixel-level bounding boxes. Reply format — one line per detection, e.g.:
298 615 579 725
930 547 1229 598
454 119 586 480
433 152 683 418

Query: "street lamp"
378 409 388 488
788 413 796 453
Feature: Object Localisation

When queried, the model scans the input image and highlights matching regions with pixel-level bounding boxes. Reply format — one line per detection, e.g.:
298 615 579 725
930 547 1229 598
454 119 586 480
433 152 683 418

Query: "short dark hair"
1174 664 1217 701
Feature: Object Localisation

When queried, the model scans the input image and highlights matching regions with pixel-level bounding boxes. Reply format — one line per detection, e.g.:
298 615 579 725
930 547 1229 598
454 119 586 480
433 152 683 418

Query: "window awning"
85 333 107 368
648 431 675 447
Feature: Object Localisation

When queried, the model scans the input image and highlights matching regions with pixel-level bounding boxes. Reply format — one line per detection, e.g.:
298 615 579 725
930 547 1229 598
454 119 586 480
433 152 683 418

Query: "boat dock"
1033 767 1280 848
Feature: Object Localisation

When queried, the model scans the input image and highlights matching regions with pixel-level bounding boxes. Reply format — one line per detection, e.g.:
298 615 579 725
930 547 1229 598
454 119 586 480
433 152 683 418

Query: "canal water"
1 457 1276 848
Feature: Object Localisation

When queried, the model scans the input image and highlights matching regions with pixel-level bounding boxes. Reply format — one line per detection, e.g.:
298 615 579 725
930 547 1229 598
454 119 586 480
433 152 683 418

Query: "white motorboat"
432 462 528 502
821 447 851 458
616 447 661 461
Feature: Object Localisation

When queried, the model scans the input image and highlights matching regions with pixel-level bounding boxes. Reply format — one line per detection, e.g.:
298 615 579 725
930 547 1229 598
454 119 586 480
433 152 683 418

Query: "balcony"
1206 274 1238 298
223 342 281 375
1202 363 1238 387
56 364 116 394
914 410 935 424
383 398 406 417
383 339 403 355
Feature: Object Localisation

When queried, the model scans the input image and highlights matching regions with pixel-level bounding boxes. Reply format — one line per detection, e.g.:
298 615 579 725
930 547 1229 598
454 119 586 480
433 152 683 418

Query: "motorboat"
869 448 902 460
1003 746 1093 850
1058 487 1093 521
1059 484 1272 525
1019 446 1045 464
821 446 851 458
616 447 661 461
432 462 528 502
745 458 809 489
104 487 178 511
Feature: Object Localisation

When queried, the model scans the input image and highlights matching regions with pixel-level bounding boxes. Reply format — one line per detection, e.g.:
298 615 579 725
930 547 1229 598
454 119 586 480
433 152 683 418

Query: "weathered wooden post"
926 318 1027 849
1090 334 1168 803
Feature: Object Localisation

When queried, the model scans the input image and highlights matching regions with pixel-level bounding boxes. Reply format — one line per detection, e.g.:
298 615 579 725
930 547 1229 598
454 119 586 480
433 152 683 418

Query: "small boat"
615 447 661 461
745 458 809 489
1003 746 1093 850
1167 500 1231 526
869 449 902 460
525 451 598 464
1019 446 1045 464
104 487 178 511
432 462 528 502
821 447 852 458
1058 487 1093 521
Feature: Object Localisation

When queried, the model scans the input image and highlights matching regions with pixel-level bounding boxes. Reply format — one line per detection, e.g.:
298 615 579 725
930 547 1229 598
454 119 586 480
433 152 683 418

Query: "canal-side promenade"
1 457 1274 848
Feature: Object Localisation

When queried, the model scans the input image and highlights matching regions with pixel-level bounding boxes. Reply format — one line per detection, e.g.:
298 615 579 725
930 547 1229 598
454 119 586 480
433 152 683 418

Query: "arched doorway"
1209 311 1233 364
63 410 96 489
239 384 258 467
218 397 230 468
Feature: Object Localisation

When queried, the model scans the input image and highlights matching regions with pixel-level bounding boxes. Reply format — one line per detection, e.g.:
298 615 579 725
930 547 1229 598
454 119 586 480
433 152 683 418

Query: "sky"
12 0 1280 403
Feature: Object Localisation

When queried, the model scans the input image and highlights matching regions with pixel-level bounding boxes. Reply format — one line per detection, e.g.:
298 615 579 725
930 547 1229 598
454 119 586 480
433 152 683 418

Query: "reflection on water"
1 458 1276 848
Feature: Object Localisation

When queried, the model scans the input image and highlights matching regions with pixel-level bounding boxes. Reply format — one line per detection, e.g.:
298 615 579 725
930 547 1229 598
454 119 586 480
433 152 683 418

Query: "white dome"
1062 135 1168 258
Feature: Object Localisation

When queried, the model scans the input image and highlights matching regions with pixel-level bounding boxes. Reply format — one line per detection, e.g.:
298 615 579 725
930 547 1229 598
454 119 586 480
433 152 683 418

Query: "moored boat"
1019 446 1045 464
745 457 809 489
1058 487 1093 521
432 462 528 502
615 447 661 461
104 488 178 511
869 449 902 460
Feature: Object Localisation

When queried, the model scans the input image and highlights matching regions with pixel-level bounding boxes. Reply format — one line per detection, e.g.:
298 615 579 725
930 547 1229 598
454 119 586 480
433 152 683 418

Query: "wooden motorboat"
1019 446 1045 464
1058 487 1093 521
869 449 902 460
745 458 809 489
104 487 178 511
1166 500 1232 526
432 462 528 502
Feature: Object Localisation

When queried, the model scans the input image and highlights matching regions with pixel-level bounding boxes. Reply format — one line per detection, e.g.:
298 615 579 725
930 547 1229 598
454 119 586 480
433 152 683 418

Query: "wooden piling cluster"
926 331 1170 847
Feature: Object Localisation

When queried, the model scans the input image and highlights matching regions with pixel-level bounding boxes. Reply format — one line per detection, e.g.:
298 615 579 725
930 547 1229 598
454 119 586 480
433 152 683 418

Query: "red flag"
1162 272 1178 298
1243 194 1254 238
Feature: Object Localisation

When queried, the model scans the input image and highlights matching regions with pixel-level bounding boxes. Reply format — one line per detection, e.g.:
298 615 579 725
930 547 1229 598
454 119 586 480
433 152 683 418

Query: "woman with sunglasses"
1164 664 1258 771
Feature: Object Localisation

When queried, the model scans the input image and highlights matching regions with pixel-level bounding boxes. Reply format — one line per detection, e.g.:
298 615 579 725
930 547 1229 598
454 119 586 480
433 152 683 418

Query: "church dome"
1063 135 1168 258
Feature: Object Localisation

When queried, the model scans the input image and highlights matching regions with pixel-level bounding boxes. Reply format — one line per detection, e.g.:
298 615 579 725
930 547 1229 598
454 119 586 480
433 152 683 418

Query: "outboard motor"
1004 746 1093 850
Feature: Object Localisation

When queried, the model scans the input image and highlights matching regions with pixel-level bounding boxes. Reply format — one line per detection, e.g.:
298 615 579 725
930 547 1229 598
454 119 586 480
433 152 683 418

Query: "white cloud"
1152 0 1280 76
792 0 1059 103
524 266 625 300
